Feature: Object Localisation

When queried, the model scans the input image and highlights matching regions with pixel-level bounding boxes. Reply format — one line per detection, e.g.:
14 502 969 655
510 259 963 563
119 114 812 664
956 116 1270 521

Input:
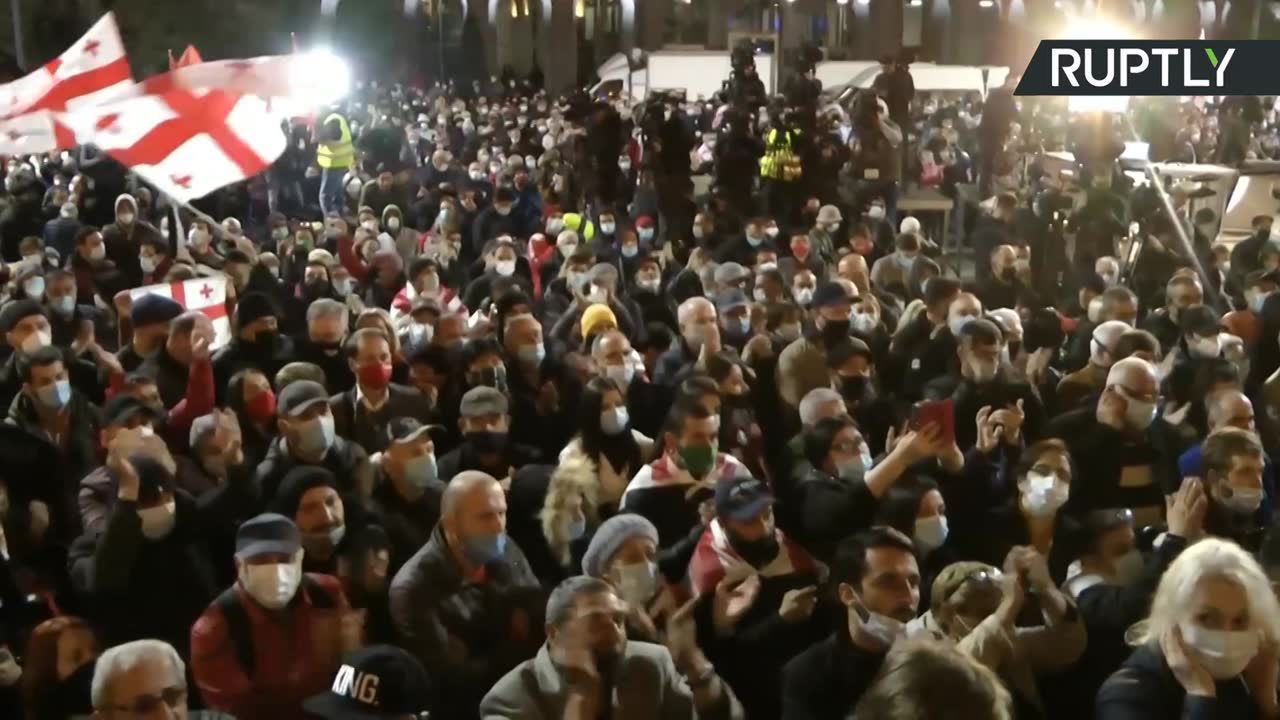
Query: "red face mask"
246 389 276 423
358 362 394 390
791 241 811 261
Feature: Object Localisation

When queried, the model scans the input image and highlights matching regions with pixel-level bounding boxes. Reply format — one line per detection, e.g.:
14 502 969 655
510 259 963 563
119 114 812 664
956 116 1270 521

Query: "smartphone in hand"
910 398 955 447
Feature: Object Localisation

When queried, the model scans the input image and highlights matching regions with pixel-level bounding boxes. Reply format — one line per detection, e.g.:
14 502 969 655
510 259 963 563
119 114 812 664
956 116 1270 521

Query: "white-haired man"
91 638 235 719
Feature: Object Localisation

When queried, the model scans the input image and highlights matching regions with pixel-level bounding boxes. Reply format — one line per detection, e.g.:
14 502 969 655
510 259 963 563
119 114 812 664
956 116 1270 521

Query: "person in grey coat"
480 575 744 720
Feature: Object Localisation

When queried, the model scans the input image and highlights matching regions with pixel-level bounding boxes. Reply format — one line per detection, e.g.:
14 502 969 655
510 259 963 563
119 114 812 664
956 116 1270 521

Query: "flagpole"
11 0 26 69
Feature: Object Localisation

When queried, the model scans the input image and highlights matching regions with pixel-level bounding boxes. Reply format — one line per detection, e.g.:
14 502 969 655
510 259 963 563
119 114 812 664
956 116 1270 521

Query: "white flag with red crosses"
130 276 230 349
59 87 287 202
0 13 132 154
0 13 132 118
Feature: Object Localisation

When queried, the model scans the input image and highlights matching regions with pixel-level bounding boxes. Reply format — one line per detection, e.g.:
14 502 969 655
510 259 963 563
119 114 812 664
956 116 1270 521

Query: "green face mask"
678 443 716 477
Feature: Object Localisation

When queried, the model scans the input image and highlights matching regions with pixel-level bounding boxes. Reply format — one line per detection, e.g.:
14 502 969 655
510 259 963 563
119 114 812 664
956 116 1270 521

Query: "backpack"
215 575 337 675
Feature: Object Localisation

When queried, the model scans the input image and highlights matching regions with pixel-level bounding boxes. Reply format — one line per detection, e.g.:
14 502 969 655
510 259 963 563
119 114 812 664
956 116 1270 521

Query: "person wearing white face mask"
872 477 955 612
102 193 160 286
1097 537 1280 719
1059 320 1131 410
68 445 231 670
933 318 1044 451
522 455 604 584
582 513 665 640
374 418 446 569
191 513 354 714
928 548 1085 717
793 414 956 562
782 527 922 718
271 466 357 575
1199 428 1270 551
561 377 654 512
1047 357 1180 527
257 380 373 505
1057 484 1205 720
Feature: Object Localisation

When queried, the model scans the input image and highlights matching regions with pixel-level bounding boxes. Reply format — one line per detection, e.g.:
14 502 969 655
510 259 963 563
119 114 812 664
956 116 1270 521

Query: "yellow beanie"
580 303 618 340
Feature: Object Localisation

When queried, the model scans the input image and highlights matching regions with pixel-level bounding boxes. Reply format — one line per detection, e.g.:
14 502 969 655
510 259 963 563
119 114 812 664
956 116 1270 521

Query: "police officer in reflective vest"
760 121 803 221
316 107 355 217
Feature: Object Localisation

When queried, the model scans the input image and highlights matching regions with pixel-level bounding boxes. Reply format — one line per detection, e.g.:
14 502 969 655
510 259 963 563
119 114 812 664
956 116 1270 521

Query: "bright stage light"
1058 14 1131 114
289 47 352 106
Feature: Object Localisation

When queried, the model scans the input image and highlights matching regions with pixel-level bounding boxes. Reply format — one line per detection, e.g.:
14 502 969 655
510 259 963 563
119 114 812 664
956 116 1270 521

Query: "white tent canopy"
816 61 1009 96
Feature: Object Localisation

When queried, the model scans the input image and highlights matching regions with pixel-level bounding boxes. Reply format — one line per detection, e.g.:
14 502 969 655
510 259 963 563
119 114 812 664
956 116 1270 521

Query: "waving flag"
130 277 230 349
60 88 287 201
0 13 132 119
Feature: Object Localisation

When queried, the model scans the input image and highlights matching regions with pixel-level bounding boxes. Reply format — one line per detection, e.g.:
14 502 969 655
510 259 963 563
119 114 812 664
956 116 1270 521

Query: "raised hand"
713 573 761 634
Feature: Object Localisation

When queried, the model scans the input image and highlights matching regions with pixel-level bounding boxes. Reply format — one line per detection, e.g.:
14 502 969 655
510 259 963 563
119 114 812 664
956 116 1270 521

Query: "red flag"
176 46 204 68
60 87 286 202
0 13 132 119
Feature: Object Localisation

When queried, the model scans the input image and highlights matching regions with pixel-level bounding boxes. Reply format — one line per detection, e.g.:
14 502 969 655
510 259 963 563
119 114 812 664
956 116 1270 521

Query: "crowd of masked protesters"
0 57 1280 719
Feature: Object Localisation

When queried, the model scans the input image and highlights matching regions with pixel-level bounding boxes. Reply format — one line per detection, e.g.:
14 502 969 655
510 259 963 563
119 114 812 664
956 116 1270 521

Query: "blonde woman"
506 456 600 585
1097 537 1280 719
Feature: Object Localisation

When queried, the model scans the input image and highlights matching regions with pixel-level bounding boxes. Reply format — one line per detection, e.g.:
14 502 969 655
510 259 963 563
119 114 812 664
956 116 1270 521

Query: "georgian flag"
0 13 132 119
59 88 287 202
130 277 230 349
0 13 132 154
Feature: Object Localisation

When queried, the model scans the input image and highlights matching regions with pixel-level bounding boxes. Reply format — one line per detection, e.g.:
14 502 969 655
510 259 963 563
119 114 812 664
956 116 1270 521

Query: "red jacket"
191 573 350 720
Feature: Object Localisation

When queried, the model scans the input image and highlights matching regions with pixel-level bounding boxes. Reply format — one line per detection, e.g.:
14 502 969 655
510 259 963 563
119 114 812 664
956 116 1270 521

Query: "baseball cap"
714 476 774 523
811 281 852 309
102 394 161 427
277 380 331 418
1179 304 1221 336
826 338 874 368
715 288 749 314
235 513 301 559
386 417 441 445
714 262 750 286
303 645 433 719
459 386 508 418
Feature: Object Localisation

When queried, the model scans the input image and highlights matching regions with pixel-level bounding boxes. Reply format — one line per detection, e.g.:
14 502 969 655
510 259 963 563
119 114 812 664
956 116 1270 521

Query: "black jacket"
138 347 190 410
780 625 887 720
923 373 1046 452
211 333 296 403
790 468 879 563
1096 641 1265 720
329 383 434 455
371 464 445 577
254 435 371 506
67 492 228 659
435 438 543 486
1045 405 1186 515
1046 534 1189 720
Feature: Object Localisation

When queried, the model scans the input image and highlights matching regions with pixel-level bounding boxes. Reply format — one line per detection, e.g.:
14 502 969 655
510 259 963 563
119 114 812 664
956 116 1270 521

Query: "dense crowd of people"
0 56 1280 719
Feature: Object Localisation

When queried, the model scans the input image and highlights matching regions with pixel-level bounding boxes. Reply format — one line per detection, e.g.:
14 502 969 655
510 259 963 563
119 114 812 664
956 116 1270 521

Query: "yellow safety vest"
317 113 354 170
760 128 802 181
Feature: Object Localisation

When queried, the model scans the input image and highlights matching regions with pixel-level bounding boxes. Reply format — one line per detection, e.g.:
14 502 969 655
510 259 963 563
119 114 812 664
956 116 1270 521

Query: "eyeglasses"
946 568 1002 605
101 685 187 716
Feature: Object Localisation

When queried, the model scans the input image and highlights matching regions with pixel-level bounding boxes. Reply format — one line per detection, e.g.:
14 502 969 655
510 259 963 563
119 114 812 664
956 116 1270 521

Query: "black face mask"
249 329 277 349
840 375 871 402
728 531 779 568
820 319 851 346
467 430 508 455
999 267 1017 282
304 280 332 300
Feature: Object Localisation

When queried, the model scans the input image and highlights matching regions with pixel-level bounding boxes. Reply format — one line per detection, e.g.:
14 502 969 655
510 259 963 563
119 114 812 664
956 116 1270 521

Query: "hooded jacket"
101 194 163 288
